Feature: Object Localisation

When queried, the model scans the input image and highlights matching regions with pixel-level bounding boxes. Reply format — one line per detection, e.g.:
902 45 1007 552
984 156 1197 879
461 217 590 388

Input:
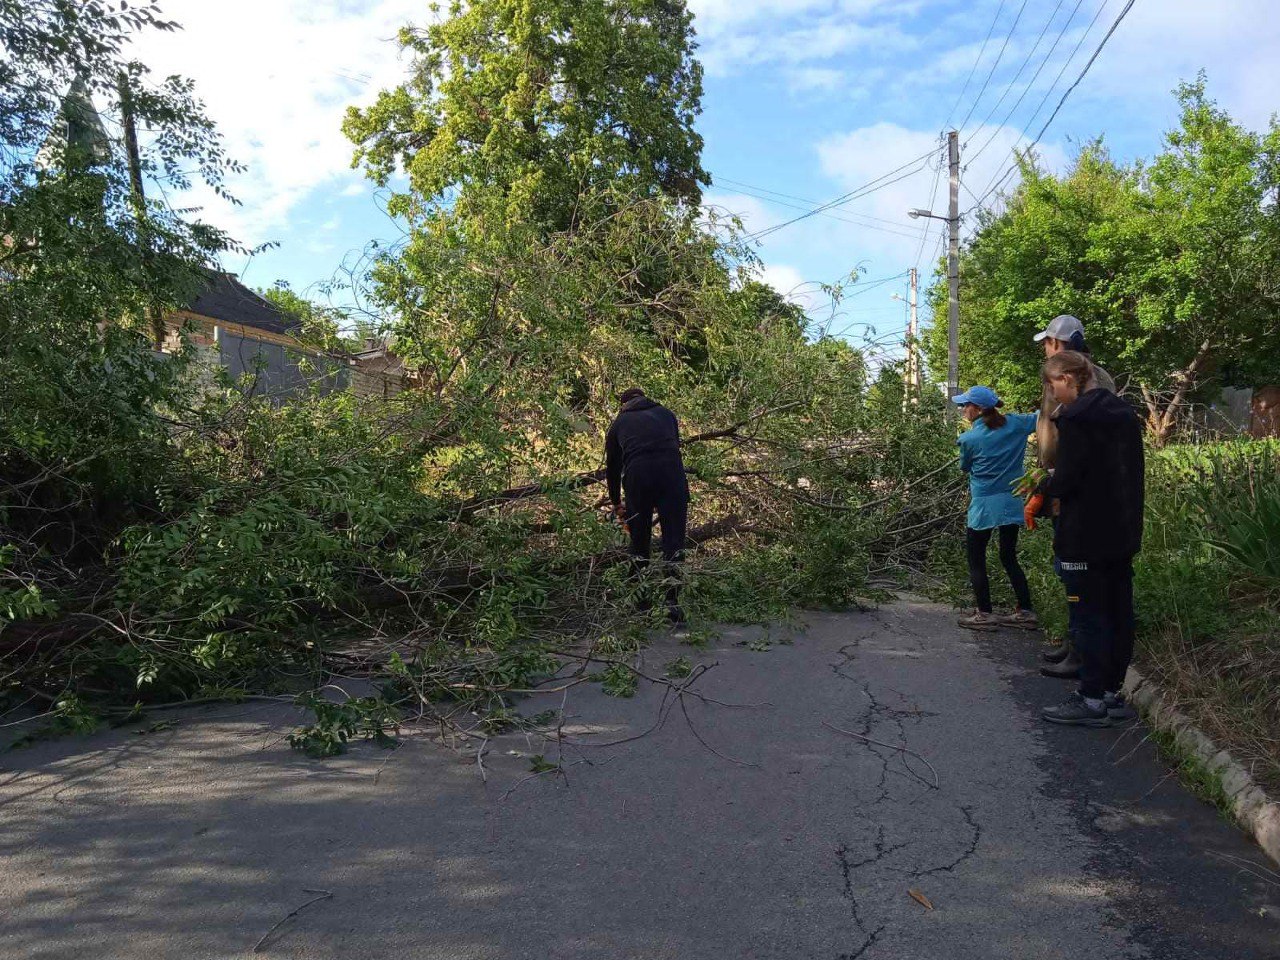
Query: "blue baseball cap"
952 386 1002 409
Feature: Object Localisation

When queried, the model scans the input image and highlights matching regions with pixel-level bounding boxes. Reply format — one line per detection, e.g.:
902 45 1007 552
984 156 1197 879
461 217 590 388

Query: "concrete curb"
1124 667 1280 868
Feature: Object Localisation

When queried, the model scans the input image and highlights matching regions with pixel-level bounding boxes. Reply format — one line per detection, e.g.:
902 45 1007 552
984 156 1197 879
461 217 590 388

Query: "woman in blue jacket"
954 386 1038 630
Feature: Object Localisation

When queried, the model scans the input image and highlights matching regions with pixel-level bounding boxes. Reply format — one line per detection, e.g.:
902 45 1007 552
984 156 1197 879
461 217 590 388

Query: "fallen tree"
1 1 965 743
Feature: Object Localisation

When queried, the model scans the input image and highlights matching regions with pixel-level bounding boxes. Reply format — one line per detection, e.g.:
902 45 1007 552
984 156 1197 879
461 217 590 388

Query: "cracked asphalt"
2 601 1278 959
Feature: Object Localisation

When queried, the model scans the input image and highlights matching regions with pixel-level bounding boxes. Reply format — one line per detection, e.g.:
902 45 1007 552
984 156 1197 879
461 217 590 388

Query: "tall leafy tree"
925 79 1280 441
343 0 708 235
2 1 241 523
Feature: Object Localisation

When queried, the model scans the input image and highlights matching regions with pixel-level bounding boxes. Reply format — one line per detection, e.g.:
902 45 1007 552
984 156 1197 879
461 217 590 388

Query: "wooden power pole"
946 129 960 398
118 72 165 348
906 266 919 402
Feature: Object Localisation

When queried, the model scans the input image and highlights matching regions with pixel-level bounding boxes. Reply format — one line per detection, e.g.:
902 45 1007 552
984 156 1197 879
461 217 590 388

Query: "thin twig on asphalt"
1207 850 1280 888
253 889 333 953
821 720 939 790
679 695 758 767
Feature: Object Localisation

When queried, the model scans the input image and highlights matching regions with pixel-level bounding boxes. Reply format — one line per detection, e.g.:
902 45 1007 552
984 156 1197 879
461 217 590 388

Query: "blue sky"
132 0 1279 360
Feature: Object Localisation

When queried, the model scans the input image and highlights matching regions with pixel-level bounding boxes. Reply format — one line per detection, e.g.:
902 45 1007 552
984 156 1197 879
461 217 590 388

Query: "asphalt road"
2 601 1277 959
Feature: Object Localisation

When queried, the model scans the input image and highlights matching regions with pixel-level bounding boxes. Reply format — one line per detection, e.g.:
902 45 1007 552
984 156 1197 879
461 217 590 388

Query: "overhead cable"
745 147 940 242
955 0 1032 134
964 0 1136 217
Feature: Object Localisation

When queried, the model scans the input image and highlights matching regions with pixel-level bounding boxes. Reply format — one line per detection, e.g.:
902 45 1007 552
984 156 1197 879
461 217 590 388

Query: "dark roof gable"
186 272 299 337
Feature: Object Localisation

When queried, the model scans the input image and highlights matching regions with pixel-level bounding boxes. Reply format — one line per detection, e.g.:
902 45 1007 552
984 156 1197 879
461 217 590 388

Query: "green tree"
342 0 708 235
260 284 370 352
925 78 1280 440
1120 79 1280 439
1 1 240 533
923 145 1138 410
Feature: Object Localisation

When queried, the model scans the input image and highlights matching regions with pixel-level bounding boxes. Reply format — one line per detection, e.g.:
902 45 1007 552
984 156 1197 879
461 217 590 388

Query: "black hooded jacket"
1045 388 1145 563
605 397 688 506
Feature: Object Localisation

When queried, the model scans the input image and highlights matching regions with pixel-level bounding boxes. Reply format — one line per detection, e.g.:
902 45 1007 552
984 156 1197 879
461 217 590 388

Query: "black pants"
622 458 689 607
966 525 1032 613
1058 559 1135 699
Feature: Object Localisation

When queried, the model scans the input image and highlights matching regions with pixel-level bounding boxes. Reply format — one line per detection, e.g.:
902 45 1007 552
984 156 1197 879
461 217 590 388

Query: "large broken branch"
456 401 805 517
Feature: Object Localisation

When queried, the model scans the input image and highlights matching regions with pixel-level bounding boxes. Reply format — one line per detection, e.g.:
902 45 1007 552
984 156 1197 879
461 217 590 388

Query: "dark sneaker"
1041 654 1081 680
1104 692 1137 721
1041 641 1070 664
1042 692 1111 727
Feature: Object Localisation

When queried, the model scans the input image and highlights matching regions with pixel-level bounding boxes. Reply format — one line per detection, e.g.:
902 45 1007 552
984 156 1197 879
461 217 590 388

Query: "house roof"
37 76 111 171
186 273 300 337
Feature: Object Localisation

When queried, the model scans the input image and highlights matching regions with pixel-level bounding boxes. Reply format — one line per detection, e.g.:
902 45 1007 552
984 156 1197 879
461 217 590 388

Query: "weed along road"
2 602 1277 959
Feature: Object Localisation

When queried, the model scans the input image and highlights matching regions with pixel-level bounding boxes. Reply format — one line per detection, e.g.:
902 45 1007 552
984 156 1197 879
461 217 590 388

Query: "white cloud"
1076 0 1280 132
786 67 848 94
341 181 366 197
690 0 917 75
758 262 835 318
759 262 805 297
127 0 429 247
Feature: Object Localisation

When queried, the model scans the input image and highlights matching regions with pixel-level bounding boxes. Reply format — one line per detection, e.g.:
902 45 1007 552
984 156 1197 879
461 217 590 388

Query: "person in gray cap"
1034 315 1115 391
1029 315 1123 696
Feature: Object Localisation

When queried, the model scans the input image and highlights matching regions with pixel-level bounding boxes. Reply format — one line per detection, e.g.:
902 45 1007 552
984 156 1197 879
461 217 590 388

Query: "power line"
956 0 1031 133
964 0 1087 168
714 176 925 231
815 271 909 338
714 186 924 240
965 0 1114 211
912 148 946 274
964 0 1067 146
1029 0 1137 150
745 147 940 242
843 271 910 299
1008 0 1113 154
965 0 1135 217
941 0 1009 132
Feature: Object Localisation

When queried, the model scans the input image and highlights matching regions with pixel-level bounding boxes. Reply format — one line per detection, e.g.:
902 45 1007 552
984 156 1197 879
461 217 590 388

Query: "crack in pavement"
916 804 982 878
826 615 990 957
836 841 887 960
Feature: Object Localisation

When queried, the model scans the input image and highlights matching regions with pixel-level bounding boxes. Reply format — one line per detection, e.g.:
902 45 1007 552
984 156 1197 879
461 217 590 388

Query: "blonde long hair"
1037 351 1096 469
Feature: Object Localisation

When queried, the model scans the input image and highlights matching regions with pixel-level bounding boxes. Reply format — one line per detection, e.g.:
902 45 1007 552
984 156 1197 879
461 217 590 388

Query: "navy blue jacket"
1045 388 1145 563
605 397 687 506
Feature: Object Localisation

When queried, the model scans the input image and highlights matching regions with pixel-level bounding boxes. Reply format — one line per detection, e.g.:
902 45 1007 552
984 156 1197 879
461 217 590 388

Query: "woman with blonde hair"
1037 351 1144 727
1029 315 1116 680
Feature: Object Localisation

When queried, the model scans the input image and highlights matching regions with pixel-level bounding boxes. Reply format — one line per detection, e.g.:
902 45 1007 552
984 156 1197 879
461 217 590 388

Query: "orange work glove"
613 504 630 535
1024 492 1045 531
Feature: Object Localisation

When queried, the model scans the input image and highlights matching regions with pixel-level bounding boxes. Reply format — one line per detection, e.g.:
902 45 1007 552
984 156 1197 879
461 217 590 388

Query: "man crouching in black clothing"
605 388 690 625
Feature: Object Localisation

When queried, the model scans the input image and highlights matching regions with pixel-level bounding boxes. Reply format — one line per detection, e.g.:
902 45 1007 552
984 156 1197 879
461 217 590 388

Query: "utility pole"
946 129 960 398
118 72 164 348
907 266 919 402
901 267 921 409
118 73 146 215
905 132 961 396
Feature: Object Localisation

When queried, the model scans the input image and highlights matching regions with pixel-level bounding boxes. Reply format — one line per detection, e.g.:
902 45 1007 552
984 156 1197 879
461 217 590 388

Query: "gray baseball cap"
1033 314 1085 343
